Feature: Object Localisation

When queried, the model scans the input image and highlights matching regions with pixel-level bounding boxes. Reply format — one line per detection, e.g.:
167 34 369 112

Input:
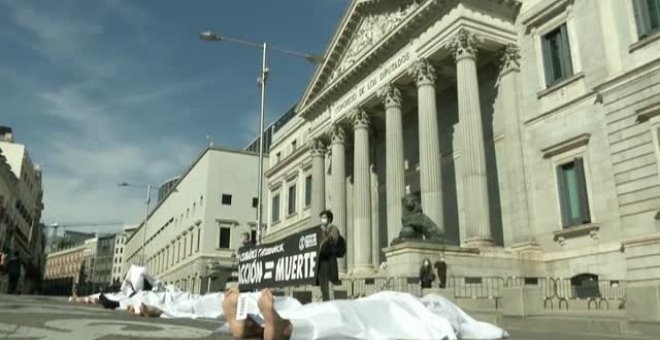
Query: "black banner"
237 226 322 290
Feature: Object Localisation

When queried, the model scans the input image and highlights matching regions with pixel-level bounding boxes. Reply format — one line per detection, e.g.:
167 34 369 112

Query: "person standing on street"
434 257 448 289
315 210 342 301
0 251 7 272
6 251 22 294
420 258 435 289
240 232 255 249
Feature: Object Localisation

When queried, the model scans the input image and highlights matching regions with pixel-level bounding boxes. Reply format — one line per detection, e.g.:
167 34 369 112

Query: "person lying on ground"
69 264 162 308
133 287 507 340
218 287 508 340
71 281 226 320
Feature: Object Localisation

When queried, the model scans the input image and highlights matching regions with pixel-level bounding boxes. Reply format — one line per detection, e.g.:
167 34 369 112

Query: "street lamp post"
118 182 152 266
200 31 321 245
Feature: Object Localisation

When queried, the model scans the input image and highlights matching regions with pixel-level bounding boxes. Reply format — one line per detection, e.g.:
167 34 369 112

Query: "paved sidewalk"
0 294 231 339
2 293 654 339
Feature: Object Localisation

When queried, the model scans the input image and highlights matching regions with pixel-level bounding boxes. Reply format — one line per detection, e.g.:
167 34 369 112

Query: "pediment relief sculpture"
328 2 420 83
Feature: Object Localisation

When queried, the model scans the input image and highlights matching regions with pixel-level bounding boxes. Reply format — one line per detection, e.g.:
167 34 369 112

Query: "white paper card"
236 294 248 321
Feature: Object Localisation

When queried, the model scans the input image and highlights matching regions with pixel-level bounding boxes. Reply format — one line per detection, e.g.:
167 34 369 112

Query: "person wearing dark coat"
419 258 435 289
5 251 22 294
315 210 340 301
240 232 255 249
434 257 448 288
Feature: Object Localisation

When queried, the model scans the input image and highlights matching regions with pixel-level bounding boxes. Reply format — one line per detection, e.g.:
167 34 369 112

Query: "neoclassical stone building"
264 0 660 284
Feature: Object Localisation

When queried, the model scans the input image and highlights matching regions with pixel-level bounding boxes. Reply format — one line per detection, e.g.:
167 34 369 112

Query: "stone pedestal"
627 285 660 322
383 241 542 278
383 241 479 277
501 287 542 317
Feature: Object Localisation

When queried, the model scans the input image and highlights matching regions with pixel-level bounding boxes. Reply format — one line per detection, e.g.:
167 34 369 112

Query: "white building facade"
112 226 135 284
0 127 45 292
123 147 266 293
264 0 660 284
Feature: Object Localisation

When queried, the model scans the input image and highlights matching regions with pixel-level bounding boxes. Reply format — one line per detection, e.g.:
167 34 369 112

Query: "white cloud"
1 1 203 229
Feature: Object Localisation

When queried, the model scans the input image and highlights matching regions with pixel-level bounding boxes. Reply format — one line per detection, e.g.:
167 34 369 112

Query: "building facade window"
634 0 660 38
288 185 297 215
251 229 257 244
291 140 297 152
196 228 201 252
189 233 193 255
556 158 591 227
305 175 312 207
252 197 258 208
542 23 573 86
221 194 232 205
272 194 281 222
218 227 231 248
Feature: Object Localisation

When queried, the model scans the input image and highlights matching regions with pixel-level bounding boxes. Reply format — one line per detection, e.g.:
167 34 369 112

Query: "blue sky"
0 0 347 233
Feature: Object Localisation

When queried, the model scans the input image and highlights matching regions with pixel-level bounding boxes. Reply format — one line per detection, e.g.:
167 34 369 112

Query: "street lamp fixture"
200 30 322 245
118 182 152 266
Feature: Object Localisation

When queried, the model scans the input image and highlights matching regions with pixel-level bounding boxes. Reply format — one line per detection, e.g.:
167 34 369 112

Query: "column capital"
499 44 521 77
408 59 436 87
447 28 482 61
308 137 326 157
351 108 370 130
330 123 346 145
378 84 403 108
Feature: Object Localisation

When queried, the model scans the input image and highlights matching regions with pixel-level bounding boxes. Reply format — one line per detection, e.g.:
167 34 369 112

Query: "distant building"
54 230 96 250
243 104 297 154
112 225 136 283
43 244 87 295
92 234 116 285
123 147 267 293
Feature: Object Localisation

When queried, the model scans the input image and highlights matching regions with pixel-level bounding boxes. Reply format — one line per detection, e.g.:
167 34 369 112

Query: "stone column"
498 44 532 245
352 109 373 273
379 84 406 246
447 29 493 246
346 176 354 271
330 124 347 272
409 59 444 233
310 138 326 226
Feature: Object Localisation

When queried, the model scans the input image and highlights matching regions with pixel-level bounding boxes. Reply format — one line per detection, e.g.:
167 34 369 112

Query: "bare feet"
220 288 263 338
139 303 162 317
127 305 140 316
258 289 292 340
68 296 89 304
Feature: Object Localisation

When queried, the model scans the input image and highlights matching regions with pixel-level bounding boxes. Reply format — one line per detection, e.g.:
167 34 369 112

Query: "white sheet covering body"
102 264 508 338
229 291 508 340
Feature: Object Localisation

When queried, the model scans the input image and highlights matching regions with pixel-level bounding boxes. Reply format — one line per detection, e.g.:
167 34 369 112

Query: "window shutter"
633 0 652 38
541 36 555 86
556 165 570 227
559 24 574 78
574 157 591 224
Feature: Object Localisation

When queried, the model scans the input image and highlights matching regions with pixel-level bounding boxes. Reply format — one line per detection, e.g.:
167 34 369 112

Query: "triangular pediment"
297 0 424 114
